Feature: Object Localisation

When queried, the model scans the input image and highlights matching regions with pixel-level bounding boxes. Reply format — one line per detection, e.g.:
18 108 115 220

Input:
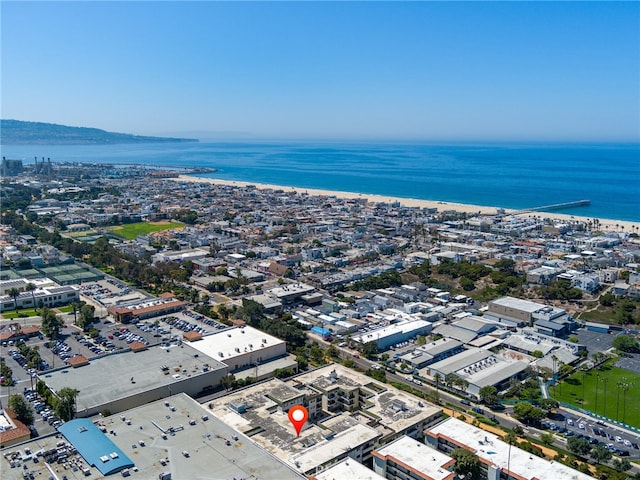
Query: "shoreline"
173 175 640 233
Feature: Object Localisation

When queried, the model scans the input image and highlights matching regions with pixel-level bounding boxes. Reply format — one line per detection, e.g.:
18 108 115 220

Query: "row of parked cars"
77 335 116 355
8 350 49 372
543 420 637 455
23 389 63 431
161 315 209 335
113 328 148 345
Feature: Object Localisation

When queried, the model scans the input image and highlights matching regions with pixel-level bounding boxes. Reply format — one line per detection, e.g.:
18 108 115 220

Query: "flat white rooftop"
354 319 430 343
375 435 454 480
428 348 491 375
314 458 386 480
290 423 380 474
269 282 315 298
293 365 442 433
490 296 547 313
428 418 595 480
188 325 286 361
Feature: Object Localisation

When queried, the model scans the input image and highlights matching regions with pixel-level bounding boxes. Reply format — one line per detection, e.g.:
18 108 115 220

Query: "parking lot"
1 276 230 429
615 352 640 373
575 328 615 353
542 413 640 459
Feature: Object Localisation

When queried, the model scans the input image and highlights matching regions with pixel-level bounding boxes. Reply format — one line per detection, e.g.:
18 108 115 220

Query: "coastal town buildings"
2 164 639 480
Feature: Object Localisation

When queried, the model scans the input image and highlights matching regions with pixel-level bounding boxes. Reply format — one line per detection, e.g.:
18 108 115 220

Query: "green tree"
220 374 236 391
512 402 545 425
360 341 378 359
309 344 325 364
540 432 554 446
599 292 615 307
459 276 475 291
367 368 386 382
479 385 499 406
611 458 632 472
77 304 96 331
54 387 80 422
451 448 481 479
40 308 64 340
494 258 516 274
504 429 518 476
8 394 35 426
567 436 591 457
326 344 339 360
612 334 639 353
538 398 559 412
274 368 295 379
240 298 265 327
0 358 13 385
590 444 613 464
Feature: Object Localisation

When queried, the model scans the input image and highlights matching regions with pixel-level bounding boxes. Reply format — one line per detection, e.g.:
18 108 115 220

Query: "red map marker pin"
288 405 309 437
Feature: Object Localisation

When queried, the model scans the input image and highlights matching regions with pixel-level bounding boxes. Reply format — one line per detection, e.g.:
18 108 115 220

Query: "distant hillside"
1 119 199 145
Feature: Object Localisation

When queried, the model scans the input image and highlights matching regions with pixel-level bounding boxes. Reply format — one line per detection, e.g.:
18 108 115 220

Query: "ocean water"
2 142 639 222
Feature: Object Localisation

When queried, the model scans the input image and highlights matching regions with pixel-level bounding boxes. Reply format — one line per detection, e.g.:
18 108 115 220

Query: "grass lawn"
550 360 640 428
107 221 183 240
1 308 40 319
58 305 74 313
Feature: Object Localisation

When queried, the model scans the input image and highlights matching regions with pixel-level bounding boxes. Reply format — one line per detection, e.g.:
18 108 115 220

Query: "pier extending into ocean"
514 199 591 215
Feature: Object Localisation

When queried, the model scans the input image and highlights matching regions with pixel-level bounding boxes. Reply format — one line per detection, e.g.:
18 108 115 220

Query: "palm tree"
505 429 518 478
7 287 20 312
551 354 558 392
25 283 36 310
70 301 82 325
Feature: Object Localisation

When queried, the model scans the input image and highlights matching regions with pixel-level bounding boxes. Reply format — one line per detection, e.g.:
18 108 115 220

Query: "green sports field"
107 221 183 240
550 361 640 428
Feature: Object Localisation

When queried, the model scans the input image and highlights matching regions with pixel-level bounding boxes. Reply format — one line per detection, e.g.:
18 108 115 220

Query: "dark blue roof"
58 419 134 475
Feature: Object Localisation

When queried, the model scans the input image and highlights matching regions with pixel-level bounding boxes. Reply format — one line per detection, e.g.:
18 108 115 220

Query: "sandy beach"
174 175 640 233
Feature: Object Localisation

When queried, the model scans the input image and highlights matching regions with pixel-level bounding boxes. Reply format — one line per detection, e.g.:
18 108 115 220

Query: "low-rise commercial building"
1 393 305 480
107 296 186 323
311 457 386 480
41 344 227 417
186 325 295 377
0 407 30 449
426 348 528 399
0 277 80 312
425 417 595 480
395 338 464 370
372 435 456 480
353 319 432 351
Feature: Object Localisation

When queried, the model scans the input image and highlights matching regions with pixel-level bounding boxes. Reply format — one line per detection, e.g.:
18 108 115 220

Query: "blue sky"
2 1 639 141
